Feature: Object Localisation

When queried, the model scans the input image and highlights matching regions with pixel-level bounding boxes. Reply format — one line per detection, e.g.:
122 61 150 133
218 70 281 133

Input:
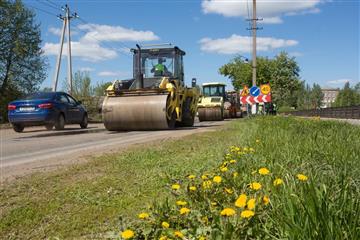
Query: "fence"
284 105 360 119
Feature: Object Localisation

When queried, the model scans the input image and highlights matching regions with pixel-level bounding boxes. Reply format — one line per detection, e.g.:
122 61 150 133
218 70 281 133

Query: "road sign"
241 86 249 97
260 84 271 95
250 86 260 97
240 94 272 104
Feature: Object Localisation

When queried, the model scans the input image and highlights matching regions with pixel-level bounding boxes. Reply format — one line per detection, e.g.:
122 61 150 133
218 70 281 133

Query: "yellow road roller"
198 83 242 121
102 45 199 130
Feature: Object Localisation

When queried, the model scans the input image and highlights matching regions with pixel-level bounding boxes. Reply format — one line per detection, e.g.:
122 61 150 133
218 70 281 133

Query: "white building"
321 88 339 108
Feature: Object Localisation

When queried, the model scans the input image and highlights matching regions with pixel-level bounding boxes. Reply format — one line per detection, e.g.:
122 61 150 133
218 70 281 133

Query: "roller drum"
198 107 223 121
102 94 170 130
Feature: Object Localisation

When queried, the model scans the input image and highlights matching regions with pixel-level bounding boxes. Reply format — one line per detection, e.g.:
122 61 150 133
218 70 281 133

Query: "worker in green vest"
151 58 168 76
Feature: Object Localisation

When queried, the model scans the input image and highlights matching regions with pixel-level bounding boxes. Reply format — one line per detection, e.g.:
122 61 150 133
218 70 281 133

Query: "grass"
0 116 359 239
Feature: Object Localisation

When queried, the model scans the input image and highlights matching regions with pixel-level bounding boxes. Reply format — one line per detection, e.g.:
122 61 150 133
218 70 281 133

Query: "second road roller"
197 82 242 121
102 45 199 130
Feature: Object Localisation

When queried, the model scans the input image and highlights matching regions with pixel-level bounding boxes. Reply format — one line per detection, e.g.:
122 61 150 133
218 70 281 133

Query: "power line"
26 3 58 17
45 0 62 9
36 0 60 11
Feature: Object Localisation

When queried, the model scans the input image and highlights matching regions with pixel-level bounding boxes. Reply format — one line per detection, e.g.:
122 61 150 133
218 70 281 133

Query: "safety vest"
155 64 165 72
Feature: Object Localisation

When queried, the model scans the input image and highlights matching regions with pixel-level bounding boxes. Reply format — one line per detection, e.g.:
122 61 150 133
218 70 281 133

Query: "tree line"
219 53 360 111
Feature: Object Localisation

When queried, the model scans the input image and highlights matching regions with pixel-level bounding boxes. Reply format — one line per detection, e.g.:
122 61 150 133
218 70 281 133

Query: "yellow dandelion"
138 212 149 219
273 178 283 186
233 172 239 178
224 188 233 194
198 236 207 240
202 216 209 224
297 174 308 181
174 231 184 238
161 221 170 228
235 194 247 208
256 139 260 143
179 207 190 215
172 184 180 190
243 147 249 152
249 182 262 190
189 186 197 191
220 166 228 172
213 176 222 183
202 180 212 189
258 167 270 175
176 200 187 206
240 210 255 218
230 159 237 164
211 202 217 206
121 229 135 239
263 196 270 205
188 174 196 179
201 175 208 180
220 208 236 217
247 198 256 210
222 161 229 167
159 236 168 240
249 147 255 152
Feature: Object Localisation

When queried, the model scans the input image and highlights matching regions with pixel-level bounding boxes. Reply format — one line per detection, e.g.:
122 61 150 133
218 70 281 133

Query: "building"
321 88 339 108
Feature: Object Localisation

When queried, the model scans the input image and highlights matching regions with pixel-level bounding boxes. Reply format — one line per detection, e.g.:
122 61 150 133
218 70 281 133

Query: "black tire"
45 124 54 130
13 124 24 133
179 98 195 127
167 111 177 129
80 114 88 129
55 114 65 130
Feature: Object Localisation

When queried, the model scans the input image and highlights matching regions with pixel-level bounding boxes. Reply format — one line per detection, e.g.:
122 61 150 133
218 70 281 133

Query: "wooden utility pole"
252 0 257 87
52 4 77 94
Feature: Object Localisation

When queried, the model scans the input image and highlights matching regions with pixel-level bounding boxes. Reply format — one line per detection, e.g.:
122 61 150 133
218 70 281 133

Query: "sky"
24 0 359 90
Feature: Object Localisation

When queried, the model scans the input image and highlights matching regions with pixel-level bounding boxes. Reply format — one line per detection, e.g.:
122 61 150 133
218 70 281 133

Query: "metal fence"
284 105 360 119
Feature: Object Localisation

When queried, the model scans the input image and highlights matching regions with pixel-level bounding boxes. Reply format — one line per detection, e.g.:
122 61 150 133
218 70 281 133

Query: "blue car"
8 92 88 132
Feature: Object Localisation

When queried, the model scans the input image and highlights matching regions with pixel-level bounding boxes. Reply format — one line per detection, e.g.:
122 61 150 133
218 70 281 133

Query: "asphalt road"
0 120 230 181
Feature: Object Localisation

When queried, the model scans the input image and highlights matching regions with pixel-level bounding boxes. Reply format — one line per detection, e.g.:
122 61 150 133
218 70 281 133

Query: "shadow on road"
16 127 105 139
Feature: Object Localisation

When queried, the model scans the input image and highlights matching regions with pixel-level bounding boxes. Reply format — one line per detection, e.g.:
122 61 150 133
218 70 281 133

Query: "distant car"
8 92 88 133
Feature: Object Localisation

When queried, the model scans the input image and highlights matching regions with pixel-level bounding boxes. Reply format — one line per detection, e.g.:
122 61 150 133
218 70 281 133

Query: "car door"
66 94 83 123
55 93 72 122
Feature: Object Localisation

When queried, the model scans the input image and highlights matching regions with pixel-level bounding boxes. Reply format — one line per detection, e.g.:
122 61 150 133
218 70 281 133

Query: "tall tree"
94 81 112 96
309 83 324 109
0 0 47 120
219 52 301 107
333 82 360 107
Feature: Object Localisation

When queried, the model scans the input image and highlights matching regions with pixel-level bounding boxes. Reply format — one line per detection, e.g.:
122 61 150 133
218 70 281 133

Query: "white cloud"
78 24 159 43
79 67 95 72
326 79 353 85
201 0 322 24
199 34 298 54
43 41 117 62
98 71 129 77
48 27 78 36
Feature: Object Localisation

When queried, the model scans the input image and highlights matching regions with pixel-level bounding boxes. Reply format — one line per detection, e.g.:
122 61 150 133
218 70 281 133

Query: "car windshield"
203 85 225 97
23 92 56 100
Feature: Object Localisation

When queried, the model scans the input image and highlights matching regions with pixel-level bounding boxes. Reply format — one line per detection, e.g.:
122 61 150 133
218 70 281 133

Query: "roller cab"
102 45 199 131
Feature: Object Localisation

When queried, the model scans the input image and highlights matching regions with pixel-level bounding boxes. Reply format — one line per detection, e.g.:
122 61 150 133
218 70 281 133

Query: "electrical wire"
36 0 61 11
26 3 58 17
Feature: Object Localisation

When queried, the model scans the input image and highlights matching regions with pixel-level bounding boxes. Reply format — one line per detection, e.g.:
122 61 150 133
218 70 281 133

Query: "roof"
202 82 226 86
131 46 186 56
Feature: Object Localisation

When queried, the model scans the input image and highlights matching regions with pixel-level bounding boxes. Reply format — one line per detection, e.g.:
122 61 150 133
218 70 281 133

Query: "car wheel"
45 124 54 130
80 114 88 129
13 124 24 133
55 114 65 130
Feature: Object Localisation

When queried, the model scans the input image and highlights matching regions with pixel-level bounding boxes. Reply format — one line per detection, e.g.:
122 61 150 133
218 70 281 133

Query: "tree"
219 52 302 107
333 82 360 107
309 83 324 109
94 81 112 96
70 71 93 100
0 0 47 120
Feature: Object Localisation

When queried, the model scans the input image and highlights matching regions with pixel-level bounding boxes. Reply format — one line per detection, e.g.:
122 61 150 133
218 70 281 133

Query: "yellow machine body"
102 46 199 130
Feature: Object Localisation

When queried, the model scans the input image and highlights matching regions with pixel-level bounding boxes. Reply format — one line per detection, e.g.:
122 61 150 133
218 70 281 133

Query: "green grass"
0 116 359 239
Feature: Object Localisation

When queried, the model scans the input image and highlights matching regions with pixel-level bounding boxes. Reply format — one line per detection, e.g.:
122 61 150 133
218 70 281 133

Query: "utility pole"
252 0 257 87
52 4 77 94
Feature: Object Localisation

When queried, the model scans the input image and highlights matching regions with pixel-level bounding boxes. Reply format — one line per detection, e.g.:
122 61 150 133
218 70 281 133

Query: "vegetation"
295 83 324 110
219 52 302 107
0 0 47 122
1 117 359 239
332 82 360 107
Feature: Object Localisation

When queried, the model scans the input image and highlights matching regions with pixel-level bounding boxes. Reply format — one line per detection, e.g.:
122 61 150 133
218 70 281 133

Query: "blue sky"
24 0 359 90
